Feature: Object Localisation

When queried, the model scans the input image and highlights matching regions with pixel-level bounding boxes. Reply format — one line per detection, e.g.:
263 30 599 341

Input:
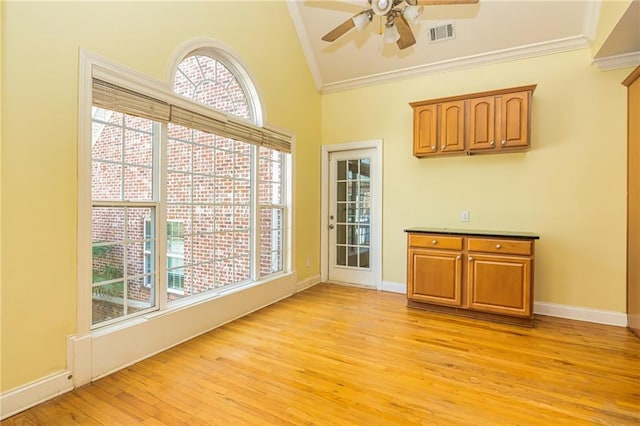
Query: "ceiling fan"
321 0 479 50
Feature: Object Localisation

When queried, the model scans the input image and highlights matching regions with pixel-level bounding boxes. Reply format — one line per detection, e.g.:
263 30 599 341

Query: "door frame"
321 140 383 289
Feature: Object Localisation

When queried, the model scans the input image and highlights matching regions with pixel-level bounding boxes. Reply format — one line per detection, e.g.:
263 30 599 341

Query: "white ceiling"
287 0 605 93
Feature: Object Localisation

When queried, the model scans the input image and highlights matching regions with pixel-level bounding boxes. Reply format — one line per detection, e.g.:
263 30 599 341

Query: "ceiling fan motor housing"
371 0 396 16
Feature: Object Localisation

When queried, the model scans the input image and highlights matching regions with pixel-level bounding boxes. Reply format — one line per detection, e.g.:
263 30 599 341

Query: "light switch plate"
461 210 470 222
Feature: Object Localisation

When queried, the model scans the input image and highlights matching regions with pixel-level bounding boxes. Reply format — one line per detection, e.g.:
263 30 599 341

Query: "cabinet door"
440 100 466 153
497 92 530 148
468 96 496 151
413 104 438 156
408 249 462 306
467 254 532 317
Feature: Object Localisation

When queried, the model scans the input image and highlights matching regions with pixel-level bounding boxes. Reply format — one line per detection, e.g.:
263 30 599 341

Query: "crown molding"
321 35 591 94
593 51 640 71
286 0 324 92
581 0 601 42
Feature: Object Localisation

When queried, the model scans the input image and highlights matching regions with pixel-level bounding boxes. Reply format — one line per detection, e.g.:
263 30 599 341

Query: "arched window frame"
166 41 265 126
159 45 291 304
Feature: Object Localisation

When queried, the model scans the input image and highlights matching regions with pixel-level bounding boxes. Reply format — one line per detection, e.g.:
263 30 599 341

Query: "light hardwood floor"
4 283 640 425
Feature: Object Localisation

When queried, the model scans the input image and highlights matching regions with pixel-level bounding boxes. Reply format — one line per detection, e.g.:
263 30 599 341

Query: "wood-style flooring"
3 283 640 425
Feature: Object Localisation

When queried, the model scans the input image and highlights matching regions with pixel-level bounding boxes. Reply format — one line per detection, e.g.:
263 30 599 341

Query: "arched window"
88 47 289 327
173 54 252 121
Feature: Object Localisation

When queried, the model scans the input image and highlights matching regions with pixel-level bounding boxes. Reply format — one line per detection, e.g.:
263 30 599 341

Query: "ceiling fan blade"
414 0 479 5
321 16 356 42
395 16 416 50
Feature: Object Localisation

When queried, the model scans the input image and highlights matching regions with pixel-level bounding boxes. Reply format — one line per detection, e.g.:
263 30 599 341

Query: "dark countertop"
405 227 540 240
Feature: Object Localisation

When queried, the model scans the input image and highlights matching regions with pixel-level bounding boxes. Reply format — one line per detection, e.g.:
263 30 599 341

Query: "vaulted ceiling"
287 0 640 93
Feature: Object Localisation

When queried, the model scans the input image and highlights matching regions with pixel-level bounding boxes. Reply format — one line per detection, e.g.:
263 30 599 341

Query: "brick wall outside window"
91 54 286 325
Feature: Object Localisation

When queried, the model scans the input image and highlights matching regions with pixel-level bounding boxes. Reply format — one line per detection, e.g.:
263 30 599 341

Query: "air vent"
428 22 455 43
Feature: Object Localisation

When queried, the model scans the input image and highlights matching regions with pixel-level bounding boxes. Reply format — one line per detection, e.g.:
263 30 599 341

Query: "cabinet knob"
501 140 507 146
468 256 474 261
432 240 438 245
456 255 461 260
490 141 495 146
431 145 436 151
496 244 502 249
442 144 447 149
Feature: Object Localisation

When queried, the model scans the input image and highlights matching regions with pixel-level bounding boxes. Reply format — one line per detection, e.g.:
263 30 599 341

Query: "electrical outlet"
461 210 470 222
305 256 311 268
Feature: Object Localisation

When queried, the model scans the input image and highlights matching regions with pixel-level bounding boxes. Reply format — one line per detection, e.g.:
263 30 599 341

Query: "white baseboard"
381 280 406 294
378 281 627 327
295 274 321 293
534 301 627 327
2 277 627 421
0 371 74 420
2 274 297 420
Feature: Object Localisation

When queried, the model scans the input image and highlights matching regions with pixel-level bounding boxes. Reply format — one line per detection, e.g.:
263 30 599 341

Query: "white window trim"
77 48 295 367
143 219 185 294
74 49 296 387
166 38 267 126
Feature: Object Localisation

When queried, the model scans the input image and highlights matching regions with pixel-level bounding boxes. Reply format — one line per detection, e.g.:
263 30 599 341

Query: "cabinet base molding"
408 300 534 327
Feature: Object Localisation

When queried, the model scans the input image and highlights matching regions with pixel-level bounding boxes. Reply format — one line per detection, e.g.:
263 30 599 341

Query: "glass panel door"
328 149 376 285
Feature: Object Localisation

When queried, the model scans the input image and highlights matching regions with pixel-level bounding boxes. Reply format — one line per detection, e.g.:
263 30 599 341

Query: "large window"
90 50 291 328
144 220 184 292
91 110 157 325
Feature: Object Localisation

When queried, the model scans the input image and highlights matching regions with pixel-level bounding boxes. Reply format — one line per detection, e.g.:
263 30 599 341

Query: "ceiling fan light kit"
384 21 401 43
321 0 478 51
352 11 373 31
402 5 424 24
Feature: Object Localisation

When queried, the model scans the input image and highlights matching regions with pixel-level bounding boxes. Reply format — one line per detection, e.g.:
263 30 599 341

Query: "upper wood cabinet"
413 104 437 155
413 100 465 156
469 91 531 152
411 85 536 158
440 101 466 154
467 96 495 151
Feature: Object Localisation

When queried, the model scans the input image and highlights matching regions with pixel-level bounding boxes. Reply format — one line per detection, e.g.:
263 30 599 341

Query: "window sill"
91 271 293 337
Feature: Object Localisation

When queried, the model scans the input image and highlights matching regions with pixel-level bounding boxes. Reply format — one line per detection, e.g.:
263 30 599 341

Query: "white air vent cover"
428 22 455 43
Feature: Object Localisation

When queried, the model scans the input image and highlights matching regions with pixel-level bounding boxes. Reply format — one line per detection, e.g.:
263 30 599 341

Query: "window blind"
169 105 228 136
92 79 171 123
92 78 292 154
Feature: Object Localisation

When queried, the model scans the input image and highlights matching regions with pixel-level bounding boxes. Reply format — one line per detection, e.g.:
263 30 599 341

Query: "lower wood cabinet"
406 229 538 326
467 253 532 317
409 248 463 307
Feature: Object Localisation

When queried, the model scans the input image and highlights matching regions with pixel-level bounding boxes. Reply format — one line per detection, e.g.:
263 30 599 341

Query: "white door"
327 148 379 286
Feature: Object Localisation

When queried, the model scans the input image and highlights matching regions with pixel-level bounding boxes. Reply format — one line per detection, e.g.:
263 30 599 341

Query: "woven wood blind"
92 78 292 153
